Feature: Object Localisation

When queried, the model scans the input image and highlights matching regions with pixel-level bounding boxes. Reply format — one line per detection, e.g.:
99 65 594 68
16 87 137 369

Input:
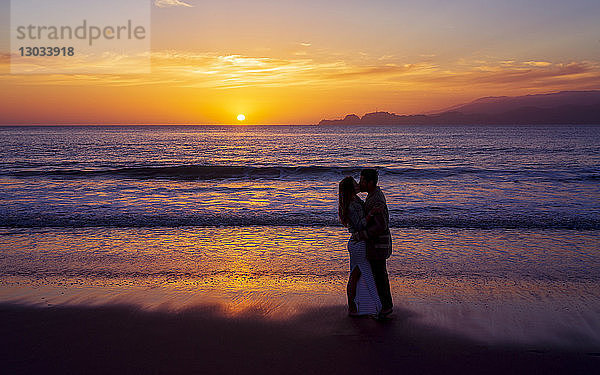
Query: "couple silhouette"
339 169 393 319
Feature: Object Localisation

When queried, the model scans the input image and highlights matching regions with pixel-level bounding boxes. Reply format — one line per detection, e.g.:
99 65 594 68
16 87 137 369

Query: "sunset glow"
1 1 599 125
2 2 600 372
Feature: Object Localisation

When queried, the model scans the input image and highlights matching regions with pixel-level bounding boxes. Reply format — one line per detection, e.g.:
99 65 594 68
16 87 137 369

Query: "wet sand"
1 303 598 375
2 227 600 373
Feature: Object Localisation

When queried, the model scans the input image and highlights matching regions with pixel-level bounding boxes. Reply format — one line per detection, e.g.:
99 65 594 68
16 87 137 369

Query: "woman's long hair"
338 176 356 227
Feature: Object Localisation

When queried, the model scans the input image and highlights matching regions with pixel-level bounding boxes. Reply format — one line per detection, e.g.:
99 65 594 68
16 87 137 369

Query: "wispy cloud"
325 64 417 79
4 51 151 75
154 0 193 8
2 51 599 94
418 61 600 90
148 52 440 89
523 61 552 67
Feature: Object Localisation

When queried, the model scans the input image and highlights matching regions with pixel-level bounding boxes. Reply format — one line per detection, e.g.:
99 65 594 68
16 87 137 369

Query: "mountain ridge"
318 90 600 125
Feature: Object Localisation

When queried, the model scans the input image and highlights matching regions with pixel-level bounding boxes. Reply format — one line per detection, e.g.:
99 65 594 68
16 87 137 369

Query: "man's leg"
369 259 393 310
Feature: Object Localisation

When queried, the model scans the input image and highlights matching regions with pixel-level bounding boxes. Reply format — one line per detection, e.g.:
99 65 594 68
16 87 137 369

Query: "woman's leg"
347 266 362 313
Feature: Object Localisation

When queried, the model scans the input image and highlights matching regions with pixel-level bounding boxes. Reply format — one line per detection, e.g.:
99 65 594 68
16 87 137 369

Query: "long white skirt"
348 238 382 315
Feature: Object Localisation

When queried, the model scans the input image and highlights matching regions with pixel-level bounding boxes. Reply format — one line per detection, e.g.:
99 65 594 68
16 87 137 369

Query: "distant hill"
318 90 600 125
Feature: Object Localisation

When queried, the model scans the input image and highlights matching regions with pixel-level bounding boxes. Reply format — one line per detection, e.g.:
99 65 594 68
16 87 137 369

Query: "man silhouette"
358 168 393 317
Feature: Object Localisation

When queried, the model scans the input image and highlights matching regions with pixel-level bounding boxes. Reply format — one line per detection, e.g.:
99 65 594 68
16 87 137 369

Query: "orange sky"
1 0 599 125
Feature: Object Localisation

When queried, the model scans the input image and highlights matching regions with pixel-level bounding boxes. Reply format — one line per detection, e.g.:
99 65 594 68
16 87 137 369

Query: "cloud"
325 64 417 79
154 0 193 8
3 51 599 94
524 61 552 67
148 52 437 89
414 61 600 91
3 51 151 75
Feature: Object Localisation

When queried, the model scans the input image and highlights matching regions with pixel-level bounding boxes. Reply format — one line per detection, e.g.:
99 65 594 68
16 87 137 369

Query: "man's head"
359 168 378 192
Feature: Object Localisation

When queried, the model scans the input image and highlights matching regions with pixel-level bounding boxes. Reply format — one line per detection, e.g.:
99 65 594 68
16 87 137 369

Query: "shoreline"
1 302 598 375
2 226 600 354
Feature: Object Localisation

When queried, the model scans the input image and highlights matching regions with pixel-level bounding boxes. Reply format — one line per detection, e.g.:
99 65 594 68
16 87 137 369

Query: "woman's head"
338 176 358 226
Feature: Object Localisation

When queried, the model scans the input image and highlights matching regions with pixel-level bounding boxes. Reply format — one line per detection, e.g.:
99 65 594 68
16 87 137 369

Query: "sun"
237 114 246 122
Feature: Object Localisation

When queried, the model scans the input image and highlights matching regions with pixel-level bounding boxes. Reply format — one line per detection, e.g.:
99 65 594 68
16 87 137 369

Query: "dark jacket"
361 187 392 260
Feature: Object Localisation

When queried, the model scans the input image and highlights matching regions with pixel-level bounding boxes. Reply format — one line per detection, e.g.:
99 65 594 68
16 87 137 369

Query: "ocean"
1 125 599 348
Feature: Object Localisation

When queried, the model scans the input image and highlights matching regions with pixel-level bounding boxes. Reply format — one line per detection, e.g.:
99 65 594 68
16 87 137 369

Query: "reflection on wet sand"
1 226 600 348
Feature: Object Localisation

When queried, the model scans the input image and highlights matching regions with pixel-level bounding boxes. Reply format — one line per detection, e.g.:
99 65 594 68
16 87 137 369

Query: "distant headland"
318 90 600 125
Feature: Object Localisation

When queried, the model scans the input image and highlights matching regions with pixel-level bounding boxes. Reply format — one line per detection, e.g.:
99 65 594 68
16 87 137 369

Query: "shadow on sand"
1 303 597 374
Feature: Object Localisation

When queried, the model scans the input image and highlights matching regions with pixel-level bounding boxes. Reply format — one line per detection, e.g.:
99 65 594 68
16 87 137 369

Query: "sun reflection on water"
1 227 600 330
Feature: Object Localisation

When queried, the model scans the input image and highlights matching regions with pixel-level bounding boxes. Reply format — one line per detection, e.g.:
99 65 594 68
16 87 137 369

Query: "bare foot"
348 303 358 317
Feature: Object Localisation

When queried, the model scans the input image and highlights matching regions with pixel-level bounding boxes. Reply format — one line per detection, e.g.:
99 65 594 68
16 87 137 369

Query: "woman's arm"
348 201 368 231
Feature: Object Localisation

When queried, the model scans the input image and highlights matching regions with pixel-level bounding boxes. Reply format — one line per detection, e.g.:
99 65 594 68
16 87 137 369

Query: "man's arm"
366 209 387 238
357 204 385 240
